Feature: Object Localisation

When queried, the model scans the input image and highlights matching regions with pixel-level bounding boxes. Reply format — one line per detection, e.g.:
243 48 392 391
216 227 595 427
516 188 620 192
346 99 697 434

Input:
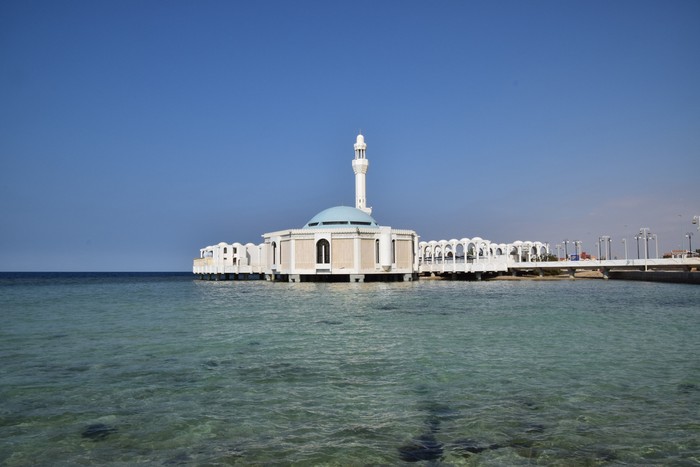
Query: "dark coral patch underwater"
81 423 117 441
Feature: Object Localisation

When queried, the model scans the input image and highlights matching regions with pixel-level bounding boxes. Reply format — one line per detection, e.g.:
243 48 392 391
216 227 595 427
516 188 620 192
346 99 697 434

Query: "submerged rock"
452 438 489 455
508 437 534 448
81 423 117 440
424 415 441 434
677 382 698 394
452 438 502 457
398 433 444 462
163 451 192 465
594 448 618 462
317 319 343 325
204 359 219 369
525 422 545 433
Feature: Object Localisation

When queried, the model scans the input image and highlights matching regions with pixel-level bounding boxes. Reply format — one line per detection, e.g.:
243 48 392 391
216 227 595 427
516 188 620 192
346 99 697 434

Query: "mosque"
193 133 549 282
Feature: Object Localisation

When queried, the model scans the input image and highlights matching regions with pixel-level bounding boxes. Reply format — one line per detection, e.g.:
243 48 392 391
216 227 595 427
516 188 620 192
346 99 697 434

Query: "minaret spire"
352 133 371 215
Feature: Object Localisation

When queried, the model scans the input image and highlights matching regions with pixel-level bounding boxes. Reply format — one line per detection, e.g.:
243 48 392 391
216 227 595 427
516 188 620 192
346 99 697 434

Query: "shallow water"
1 273 699 465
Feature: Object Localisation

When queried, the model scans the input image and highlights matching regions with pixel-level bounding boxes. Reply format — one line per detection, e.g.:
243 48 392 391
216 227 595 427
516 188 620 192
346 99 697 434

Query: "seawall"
609 271 700 285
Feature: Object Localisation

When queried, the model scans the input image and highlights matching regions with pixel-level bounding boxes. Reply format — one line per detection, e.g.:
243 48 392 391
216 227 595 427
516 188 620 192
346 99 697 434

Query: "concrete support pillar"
289 274 300 283
475 272 482 281
567 268 576 279
350 274 365 283
537 268 544 277
602 268 610 280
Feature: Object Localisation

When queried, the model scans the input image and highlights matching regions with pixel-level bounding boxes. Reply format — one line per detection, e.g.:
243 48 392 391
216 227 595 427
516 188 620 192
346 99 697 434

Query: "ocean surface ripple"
1 273 699 465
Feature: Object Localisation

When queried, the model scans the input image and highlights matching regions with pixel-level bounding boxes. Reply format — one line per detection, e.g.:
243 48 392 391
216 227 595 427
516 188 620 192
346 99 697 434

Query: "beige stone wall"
294 239 315 269
396 239 413 269
193 257 213 267
280 240 291 270
332 238 354 270
361 238 376 271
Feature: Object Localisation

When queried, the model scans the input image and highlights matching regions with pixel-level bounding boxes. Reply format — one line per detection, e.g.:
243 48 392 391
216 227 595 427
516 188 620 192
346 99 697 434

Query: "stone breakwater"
609 270 700 284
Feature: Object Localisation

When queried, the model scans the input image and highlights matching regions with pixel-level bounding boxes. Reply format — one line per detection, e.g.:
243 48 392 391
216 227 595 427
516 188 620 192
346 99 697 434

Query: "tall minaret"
352 133 372 215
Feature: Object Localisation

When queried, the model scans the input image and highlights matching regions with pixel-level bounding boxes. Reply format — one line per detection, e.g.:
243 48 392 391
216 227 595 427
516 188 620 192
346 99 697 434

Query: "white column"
379 227 392 271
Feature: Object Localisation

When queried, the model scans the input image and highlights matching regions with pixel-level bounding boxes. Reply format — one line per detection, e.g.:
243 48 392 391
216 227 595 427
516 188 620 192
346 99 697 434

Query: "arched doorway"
316 239 330 264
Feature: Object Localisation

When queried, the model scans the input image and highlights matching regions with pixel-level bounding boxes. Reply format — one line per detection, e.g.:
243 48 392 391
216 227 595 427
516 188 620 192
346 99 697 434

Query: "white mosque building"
193 133 549 282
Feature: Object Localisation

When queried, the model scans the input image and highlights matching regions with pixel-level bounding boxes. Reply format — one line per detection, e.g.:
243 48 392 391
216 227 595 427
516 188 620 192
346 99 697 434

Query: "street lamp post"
597 237 602 261
555 244 562 260
634 235 640 259
563 239 570 260
600 235 611 260
686 232 694 256
574 240 582 258
622 238 628 261
639 228 651 271
652 234 658 259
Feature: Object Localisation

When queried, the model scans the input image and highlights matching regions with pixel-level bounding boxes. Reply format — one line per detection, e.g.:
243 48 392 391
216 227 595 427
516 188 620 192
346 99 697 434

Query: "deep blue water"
1 273 699 465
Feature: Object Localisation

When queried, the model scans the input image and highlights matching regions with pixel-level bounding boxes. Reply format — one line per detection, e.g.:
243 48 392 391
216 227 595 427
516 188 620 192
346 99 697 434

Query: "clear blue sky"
2 0 699 271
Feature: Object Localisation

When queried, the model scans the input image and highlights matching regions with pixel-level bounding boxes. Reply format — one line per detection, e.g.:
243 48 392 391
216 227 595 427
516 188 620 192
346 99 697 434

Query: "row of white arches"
200 242 263 266
418 238 549 264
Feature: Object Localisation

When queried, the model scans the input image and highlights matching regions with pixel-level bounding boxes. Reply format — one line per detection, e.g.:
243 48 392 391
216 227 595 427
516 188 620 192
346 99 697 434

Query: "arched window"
316 239 330 264
392 240 396 264
223 247 227 254
271 242 277 265
375 239 380 264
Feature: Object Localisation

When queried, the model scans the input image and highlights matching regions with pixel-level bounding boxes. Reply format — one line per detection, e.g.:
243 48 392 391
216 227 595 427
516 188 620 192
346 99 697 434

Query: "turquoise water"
1 273 699 465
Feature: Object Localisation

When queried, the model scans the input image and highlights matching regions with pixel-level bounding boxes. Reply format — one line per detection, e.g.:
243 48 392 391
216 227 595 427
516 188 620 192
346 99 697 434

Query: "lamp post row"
598 236 611 260
555 214 698 262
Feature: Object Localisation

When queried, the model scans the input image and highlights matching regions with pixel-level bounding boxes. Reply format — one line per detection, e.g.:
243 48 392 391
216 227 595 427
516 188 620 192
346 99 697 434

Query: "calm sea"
1 273 699 466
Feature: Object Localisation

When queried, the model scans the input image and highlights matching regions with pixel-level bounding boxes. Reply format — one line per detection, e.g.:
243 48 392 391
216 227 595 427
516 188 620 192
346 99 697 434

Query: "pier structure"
418 239 548 277
416 255 700 280
505 257 700 279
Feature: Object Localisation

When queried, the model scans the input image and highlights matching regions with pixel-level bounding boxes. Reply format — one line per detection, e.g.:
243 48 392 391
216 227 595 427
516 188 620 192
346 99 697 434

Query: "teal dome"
303 206 379 229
